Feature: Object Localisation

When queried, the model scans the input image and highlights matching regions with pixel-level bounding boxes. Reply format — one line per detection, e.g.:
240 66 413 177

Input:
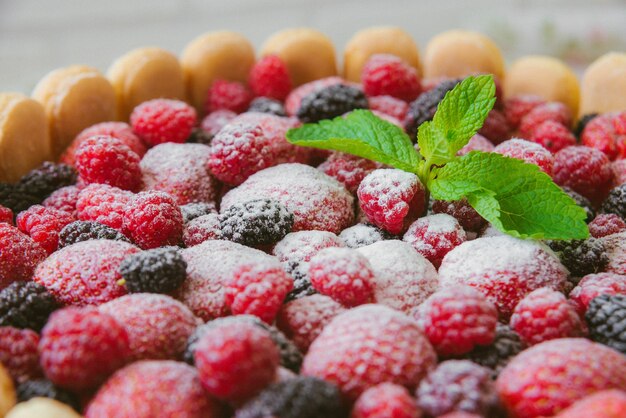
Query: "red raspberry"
42 185 80 218
76 183 132 231
33 239 139 306
16 205 75 254
0 205 12 225
554 389 626 418
308 247 374 307
302 304 437 400
352 382 422 418
431 198 486 233
612 159 626 187
510 288 585 345
130 98 197 146
504 95 546 130
590 213 626 238
403 214 466 268
61 122 147 167
415 286 497 356
530 120 576 153
358 168 426 235
39 307 131 391
318 152 381 194
519 102 572 138
604 231 626 275
494 138 555 175
205 79 253 114
368 95 410 121
0 327 41 383
569 272 626 315
477 109 510 144
437 414 482 418
194 319 279 402
457 134 495 156
249 55 292 101
276 294 345 352
582 113 626 161
85 360 221 418
140 142 218 205
285 76 344 116
438 236 568 318
553 145 614 205
496 338 626 417
183 213 221 247
361 54 421 102
123 191 183 249
0 224 46 290
199 109 237 137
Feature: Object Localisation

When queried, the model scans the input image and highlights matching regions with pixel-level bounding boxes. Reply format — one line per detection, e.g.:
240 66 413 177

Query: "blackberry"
58 221 131 248
248 97 287 116
17 379 80 411
297 84 368 123
180 202 217 224
235 376 345 418
0 183 39 214
586 294 626 354
186 127 213 145
602 184 626 219
547 238 609 280
283 261 317 302
466 323 524 378
19 162 77 201
575 113 598 138
338 223 391 249
220 199 294 246
563 187 596 223
405 79 460 139
0 281 58 332
119 247 187 294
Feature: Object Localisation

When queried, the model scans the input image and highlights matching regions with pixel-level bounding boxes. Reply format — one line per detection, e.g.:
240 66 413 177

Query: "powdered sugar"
602 231 626 275
403 214 466 268
339 223 388 248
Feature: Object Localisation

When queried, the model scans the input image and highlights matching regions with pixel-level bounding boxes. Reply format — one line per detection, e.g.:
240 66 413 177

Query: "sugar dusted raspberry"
519 102 572 138
529 120 576 153
457 134 495 156
368 95 410 121
431 198 486 233
285 76 344 116
194 319 279 402
0 327 41 383
590 213 626 238
339 223 390 249
602 231 626 275
40 307 131 391
130 98 197 146
33 239 139 306
494 138 555 175
496 338 626 417
16 205 74 254
42 185 80 218
0 205 13 225
403 214 466 268
180 202 217 223
358 169 426 235
199 109 237 137
477 109 510 144
318 152 381 194
582 113 626 161
76 183 132 231
437 414 482 418
353 382 421 418
504 95 545 130
612 159 626 186
302 304 436 400
438 236 568 318
0 224 46 290
361 54 421 102
123 191 183 249
249 55 292 101
569 272 626 315
555 389 626 418
85 360 220 418
183 213 221 247
205 79 253 114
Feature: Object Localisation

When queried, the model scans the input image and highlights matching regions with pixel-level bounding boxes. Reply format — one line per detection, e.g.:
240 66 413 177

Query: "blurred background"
1 0 625 92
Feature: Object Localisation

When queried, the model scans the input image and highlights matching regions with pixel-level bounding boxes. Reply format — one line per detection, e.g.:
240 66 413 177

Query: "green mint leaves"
286 75 589 240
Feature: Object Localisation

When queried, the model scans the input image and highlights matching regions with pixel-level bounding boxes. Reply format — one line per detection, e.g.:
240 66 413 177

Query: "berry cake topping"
493 138 554 175
518 102 572 138
368 95 410 122
361 54 421 102
247 97 287 116
466 323 525 378
130 98 197 146
296 84 368 123
554 389 626 418
18 161 78 203
0 223 46 290
589 213 626 238
352 382 421 418
123 191 184 249
602 183 626 219
180 201 218 224
317 152 382 194
402 213 467 268
76 183 132 231
285 76 344 116
581 112 626 160
0 205 13 225
569 272 626 315
404 78 459 138
119 247 187 294
248 55 292 101
603 231 626 275
219 198 294 246
183 213 222 247
0 326 41 383
339 223 391 249
205 79 253 114
586 294 626 355
0 281 57 332
198 109 237 138
504 95 545 130
547 238 609 279
431 198 486 233
58 220 131 248
528 120 577 153
16 205 75 255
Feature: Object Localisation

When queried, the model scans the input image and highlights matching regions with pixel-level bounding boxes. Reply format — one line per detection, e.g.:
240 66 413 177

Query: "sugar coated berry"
586 294 626 355
368 95 409 121
405 79 459 138
0 224 46 290
119 247 187 294
285 76 344 116
16 205 74 255
590 213 626 238
352 382 421 418
219 198 294 246
431 198 486 233
529 120 577 153
494 138 555 175
297 84 368 123
602 183 626 219
582 113 626 160
180 201 217 223
42 185 80 218
519 102 572 138
466 323 525 378
603 231 626 275
199 108 237 138
403 214 466 268
248 97 286 116
0 281 57 332
318 152 381 194
0 205 13 225
477 109 510 144
249 55 292 101
18 161 77 203
302 304 436 400
183 213 222 247
563 186 596 222
569 272 626 315
555 389 626 418
339 223 390 249
0 327 41 383
58 220 130 248
76 183 132 231
16 379 80 411
123 191 183 249
130 98 197 146
457 134 495 156
361 54 421 102
205 79 253 114
612 158 626 187
547 238 609 279
504 95 545 130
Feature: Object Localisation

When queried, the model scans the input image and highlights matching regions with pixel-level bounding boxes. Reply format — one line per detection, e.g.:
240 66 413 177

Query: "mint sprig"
286 75 589 240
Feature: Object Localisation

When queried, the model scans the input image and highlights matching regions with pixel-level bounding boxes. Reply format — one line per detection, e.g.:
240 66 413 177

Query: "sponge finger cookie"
580 52 626 116
6 398 81 418
0 363 15 417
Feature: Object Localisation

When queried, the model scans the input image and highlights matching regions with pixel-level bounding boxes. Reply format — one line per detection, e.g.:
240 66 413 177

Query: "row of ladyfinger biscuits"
1 26 626 184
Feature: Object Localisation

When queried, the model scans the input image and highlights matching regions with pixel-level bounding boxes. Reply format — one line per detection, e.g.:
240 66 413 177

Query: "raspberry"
457 134 495 156
590 213 626 238
308 247 374 307
569 272 626 315
130 98 197 146
39 307 131 391
0 205 12 225
194 319 279 402
0 281 57 332
504 95 545 130
119 247 187 294
563 186 596 222
438 236 569 318
296 84 368 123
74 135 142 192
183 213 222 247
466 323 525 377
529 120 577 153
437 414 482 418
405 78 459 138
247 97 286 116
180 202 217 223
403 214 466 268
17 379 79 411
76 183 132 231
496 338 626 417
318 152 381 194
18 162 78 202
603 183 626 219
249 55 292 101
548 238 609 279
276 294 345 352
553 145 614 205
42 185 80 218
302 304 437 400
199 109 237 138
582 113 626 160
352 382 421 418
0 224 46 290
0 327 41 383
477 109 510 144
33 239 139 306
519 102 572 138
123 191 183 249
61 121 147 167
205 79 253 114
604 231 626 275
612 159 626 186
339 223 391 248
416 360 501 417
16 205 74 254
361 54 421 102
494 138 555 174
416 286 498 356
140 142 218 205
285 76 344 116
358 168 426 234
431 198 486 233
85 360 220 418
58 220 130 248
555 389 626 418
368 95 409 121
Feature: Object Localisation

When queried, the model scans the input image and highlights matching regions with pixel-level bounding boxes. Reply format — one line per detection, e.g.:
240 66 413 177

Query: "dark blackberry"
563 187 596 223
284 261 317 302
17 379 80 411
466 323 524 378
602 184 626 219
119 247 187 294
586 294 626 355
248 97 287 116
235 376 345 418
338 223 391 249
58 220 131 248
0 281 58 332
184 315 303 372
296 84 368 123
186 127 213 145
575 113 598 138
180 202 218 224
0 182 39 214
220 199 294 246
19 162 77 201
405 79 460 139
546 238 609 280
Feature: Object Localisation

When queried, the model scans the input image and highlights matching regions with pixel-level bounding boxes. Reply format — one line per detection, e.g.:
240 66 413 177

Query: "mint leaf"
429 152 589 240
286 110 420 174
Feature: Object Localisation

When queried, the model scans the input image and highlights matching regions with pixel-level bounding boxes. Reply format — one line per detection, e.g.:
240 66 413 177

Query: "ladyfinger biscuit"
6 398 81 418
580 52 626 116
0 363 15 417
